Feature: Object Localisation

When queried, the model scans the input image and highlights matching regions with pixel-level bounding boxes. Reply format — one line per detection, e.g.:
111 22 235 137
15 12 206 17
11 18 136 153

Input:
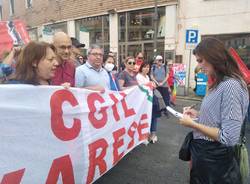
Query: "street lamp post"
153 0 158 58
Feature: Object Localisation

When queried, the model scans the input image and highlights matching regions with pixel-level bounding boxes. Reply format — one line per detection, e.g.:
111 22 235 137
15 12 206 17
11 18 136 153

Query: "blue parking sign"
186 30 198 44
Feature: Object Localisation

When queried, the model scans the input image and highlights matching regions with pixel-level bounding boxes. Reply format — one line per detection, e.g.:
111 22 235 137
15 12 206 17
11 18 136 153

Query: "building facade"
178 0 250 89
1 0 250 89
1 0 177 62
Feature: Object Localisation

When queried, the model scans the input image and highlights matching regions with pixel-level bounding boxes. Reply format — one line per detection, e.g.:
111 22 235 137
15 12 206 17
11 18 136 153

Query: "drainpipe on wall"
153 0 158 58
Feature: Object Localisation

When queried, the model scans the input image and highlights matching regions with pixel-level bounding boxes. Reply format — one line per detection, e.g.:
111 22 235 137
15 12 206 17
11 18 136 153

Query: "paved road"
94 99 196 184
94 98 250 184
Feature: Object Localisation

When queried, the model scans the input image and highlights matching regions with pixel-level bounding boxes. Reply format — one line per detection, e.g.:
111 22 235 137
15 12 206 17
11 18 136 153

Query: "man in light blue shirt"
75 44 110 92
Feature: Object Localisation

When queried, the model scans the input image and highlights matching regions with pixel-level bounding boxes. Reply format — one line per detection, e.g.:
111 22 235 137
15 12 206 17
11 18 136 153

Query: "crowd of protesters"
1 32 250 183
0 31 175 144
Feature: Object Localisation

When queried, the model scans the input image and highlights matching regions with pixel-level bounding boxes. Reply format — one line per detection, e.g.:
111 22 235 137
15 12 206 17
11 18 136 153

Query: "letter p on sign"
186 30 198 44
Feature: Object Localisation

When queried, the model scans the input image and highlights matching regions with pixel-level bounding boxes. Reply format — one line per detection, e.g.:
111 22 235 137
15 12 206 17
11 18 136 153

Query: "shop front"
75 15 110 55
203 33 250 66
118 7 166 64
74 5 177 67
28 27 38 41
41 22 68 42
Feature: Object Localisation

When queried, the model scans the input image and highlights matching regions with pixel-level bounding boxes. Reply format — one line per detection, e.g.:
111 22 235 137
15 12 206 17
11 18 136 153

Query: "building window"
28 28 38 41
118 13 126 42
242 38 245 46
202 33 250 65
9 0 14 15
0 6 2 20
43 22 67 35
118 7 165 63
125 7 165 41
26 0 32 8
75 15 110 54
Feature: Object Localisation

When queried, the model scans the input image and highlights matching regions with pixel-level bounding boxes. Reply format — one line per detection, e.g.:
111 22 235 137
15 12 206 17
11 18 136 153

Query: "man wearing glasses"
75 44 110 92
51 32 75 87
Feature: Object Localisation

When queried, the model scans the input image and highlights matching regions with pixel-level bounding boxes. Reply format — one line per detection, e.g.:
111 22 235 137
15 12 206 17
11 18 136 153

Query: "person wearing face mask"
104 55 120 91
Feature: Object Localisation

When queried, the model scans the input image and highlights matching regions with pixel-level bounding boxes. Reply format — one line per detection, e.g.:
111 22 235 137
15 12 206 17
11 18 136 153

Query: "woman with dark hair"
136 62 160 143
136 62 150 84
8 41 58 85
179 38 249 183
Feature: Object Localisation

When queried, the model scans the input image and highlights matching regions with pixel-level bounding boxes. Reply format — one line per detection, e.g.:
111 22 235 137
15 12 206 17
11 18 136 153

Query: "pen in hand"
189 103 198 109
183 103 199 114
183 103 199 120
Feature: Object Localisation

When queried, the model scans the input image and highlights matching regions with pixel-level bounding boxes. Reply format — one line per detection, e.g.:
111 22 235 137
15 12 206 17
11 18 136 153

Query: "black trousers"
156 86 170 107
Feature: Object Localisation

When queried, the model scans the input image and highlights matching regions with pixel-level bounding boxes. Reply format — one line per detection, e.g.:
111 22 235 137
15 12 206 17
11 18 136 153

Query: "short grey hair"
87 44 103 55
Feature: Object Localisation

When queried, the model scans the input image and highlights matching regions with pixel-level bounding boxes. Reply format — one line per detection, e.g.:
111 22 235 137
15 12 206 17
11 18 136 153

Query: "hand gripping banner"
0 85 152 184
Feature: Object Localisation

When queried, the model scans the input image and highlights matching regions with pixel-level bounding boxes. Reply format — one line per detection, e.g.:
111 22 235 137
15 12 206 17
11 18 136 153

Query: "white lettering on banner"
0 85 153 184
197 82 207 85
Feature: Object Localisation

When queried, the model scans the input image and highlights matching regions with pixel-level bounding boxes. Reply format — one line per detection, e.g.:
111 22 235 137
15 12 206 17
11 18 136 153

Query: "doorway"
118 41 164 66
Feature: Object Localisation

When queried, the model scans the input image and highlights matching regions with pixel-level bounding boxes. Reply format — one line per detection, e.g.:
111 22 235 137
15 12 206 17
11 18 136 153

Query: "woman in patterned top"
179 38 249 184
118 56 138 90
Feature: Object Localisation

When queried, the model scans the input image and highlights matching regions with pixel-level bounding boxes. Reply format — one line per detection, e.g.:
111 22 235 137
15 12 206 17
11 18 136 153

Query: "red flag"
229 48 250 85
0 20 30 58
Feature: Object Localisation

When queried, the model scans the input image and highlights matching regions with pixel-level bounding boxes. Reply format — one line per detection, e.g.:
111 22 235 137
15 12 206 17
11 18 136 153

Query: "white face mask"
104 63 115 72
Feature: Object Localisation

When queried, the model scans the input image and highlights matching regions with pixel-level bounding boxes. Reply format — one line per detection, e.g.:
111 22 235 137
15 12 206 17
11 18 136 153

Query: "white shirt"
136 73 150 85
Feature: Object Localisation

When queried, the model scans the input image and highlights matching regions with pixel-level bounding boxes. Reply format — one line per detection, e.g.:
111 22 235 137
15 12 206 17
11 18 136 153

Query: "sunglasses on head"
128 61 136 65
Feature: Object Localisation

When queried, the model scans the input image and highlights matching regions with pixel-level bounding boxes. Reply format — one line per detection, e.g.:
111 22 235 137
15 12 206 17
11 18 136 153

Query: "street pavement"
94 98 250 184
94 99 196 184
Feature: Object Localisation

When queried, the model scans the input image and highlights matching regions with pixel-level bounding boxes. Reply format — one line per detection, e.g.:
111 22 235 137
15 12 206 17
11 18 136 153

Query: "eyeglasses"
138 57 143 60
127 62 136 65
90 53 103 57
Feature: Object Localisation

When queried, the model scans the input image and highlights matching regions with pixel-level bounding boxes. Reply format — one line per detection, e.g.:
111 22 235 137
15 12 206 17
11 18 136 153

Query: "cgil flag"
0 20 30 58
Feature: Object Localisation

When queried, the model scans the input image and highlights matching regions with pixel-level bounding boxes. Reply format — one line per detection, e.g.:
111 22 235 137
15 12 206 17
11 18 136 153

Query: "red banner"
229 48 250 85
0 20 30 58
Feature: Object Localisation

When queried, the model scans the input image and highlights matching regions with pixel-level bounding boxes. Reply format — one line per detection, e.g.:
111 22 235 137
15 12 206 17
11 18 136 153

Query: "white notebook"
166 106 183 118
166 106 198 120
